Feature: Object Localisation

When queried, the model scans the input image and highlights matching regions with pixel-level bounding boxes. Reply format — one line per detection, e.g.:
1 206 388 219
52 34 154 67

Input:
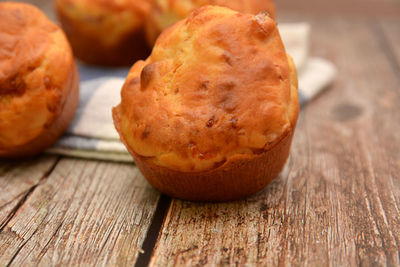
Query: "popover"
145 0 277 46
55 0 153 66
0 2 79 158
113 6 299 201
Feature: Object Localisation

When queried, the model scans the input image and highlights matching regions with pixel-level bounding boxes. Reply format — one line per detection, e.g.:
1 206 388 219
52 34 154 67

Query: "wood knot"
332 103 363 122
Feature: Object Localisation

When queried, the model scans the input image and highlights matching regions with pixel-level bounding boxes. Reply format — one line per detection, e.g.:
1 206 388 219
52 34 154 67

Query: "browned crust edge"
113 105 295 201
0 64 80 158
56 5 150 66
145 2 278 48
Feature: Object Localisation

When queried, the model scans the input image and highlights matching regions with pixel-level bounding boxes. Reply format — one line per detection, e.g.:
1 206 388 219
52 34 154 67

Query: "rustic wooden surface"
149 16 400 266
0 159 160 266
1 0 400 266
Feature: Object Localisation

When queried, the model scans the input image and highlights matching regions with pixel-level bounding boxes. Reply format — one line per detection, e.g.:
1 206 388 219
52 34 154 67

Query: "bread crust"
114 107 294 201
55 0 152 66
113 6 299 200
0 2 79 157
0 66 79 158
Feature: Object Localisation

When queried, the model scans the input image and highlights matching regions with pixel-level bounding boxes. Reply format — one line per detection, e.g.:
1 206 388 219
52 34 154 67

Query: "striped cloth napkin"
46 23 337 162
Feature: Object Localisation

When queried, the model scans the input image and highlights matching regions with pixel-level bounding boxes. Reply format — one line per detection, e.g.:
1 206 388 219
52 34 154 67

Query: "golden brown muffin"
0 2 79 158
113 6 299 201
145 0 277 46
55 0 153 66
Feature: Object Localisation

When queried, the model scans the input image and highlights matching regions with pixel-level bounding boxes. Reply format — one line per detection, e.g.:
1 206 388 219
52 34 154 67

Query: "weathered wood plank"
0 157 59 229
148 18 400 266
0 159 160 266
277 0 400 19
379 19 400 77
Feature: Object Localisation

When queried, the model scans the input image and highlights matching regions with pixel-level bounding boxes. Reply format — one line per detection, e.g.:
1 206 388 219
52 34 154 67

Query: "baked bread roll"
113 6 299 201
145 0 277 46
55 0 152 66
0 2 79 158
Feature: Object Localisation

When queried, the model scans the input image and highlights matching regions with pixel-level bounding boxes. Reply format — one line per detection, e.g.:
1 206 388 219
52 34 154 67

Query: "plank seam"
5 226 40 267
0 157 60 232
134 194 171 267
36 221 65 264
0 190 32 211
372 22 400 83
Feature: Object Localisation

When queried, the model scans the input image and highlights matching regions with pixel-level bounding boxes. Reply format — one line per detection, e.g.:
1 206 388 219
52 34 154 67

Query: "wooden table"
1 0 400 266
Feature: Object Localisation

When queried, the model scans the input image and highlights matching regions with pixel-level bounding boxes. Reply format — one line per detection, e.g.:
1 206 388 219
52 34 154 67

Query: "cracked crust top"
113 6 299 172
145 0 277 45
0 2 76 150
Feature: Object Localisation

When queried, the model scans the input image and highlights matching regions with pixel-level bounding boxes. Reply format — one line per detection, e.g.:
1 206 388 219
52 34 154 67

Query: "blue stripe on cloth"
78 63 129 82
298 89 307 107
76 64 130 112
77 62 309 110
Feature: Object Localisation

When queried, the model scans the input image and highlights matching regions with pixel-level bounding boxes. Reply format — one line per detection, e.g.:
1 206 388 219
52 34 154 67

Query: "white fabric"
279 23 311 72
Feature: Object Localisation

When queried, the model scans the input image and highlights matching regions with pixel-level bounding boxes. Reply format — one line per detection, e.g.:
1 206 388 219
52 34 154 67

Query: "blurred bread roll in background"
145 0 277 46
55 0 153 66
113 6 298 201
0 2 79 158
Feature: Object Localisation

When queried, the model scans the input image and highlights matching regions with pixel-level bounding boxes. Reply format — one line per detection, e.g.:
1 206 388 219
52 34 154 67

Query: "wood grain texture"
276 0 400 19
379 19 400 79
148 17 400 267
0 159 160 266
0 157 58 230
1 1 399 266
